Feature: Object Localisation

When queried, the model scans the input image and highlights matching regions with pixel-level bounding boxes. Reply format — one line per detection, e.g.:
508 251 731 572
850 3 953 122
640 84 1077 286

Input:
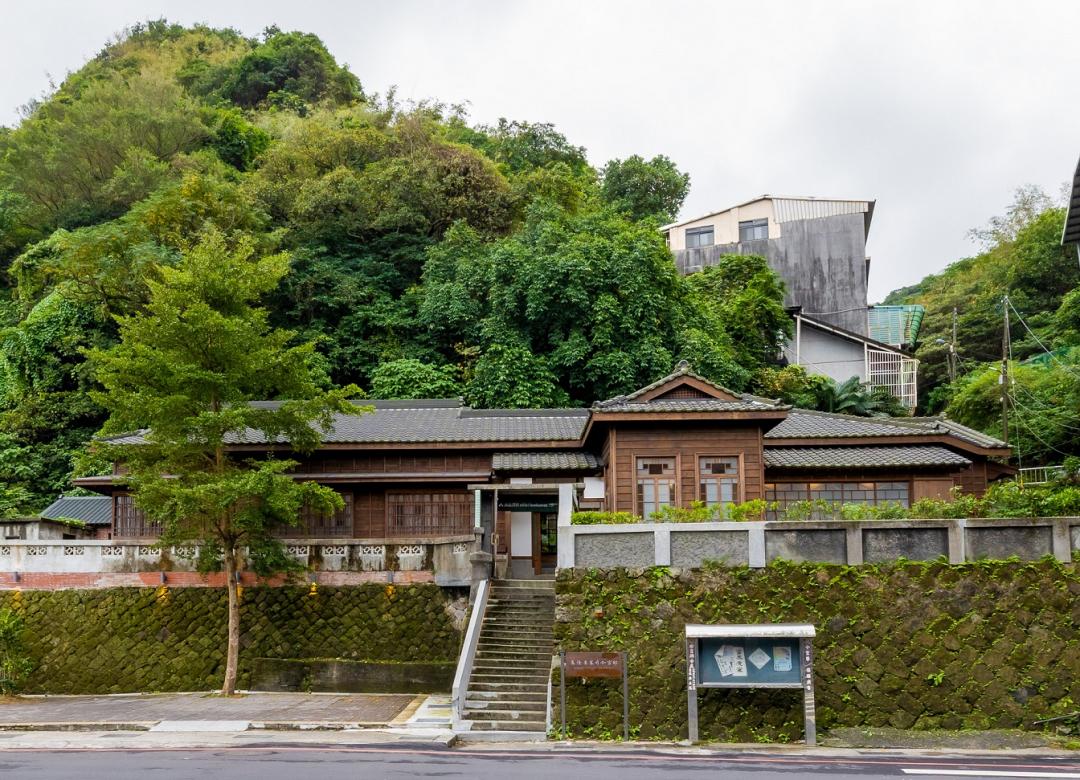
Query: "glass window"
767 480 911 518
699 456 740 516
739 218 769 241
637 457 676 517
686 226 715 249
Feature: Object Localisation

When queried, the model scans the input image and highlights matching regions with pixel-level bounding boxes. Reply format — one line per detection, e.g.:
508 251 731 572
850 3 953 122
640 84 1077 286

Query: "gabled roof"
41 495 113 526
593 361 788 413
765 445 971 469
793 311 911 356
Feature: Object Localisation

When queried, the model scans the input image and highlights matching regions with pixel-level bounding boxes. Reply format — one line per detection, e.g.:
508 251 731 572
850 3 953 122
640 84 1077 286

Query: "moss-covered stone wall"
554 560 1080 742
0 583 463 694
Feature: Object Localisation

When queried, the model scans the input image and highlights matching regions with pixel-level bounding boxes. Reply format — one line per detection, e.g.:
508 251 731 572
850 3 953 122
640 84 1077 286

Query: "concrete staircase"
460 579 555 733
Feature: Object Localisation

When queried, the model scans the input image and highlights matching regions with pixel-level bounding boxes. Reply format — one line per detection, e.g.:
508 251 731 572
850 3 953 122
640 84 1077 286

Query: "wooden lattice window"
113 495 162 538
386 492 472 538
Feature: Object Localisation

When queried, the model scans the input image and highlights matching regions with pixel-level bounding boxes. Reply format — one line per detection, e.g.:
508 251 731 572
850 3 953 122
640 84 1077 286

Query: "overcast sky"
3 0 1077 300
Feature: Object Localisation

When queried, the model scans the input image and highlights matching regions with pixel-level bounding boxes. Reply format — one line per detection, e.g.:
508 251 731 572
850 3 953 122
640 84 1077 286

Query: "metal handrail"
451 577 490 729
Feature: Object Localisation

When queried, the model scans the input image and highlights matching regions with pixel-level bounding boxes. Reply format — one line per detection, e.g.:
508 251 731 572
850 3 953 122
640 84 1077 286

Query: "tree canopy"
88 229 359 693
0 20 796 513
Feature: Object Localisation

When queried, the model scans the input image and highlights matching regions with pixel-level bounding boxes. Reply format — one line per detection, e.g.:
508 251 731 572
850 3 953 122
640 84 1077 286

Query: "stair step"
466 691 548 700
470 673 550 683
466 719 547 732
470 667 551 677
476 649 552 657
469 682 548 693
463 707 546 721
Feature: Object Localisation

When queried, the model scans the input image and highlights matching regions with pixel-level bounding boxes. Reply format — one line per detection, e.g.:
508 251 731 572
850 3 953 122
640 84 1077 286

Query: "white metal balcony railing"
867 348 918 409
1018 466 1065 486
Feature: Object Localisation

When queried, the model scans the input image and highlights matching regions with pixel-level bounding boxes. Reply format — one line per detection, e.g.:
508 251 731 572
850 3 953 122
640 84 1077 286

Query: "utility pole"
947 307 958 383
1000 296 1010 445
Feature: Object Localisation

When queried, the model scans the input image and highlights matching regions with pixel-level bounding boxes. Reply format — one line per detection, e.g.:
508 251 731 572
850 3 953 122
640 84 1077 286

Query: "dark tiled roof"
765 445 971 469
594 362 787 413
492 452 601 471
766 410 922 439
41 495 113 526
104 401 589 446
907 417 1007 449
765 409 1007 448
592 398 785 413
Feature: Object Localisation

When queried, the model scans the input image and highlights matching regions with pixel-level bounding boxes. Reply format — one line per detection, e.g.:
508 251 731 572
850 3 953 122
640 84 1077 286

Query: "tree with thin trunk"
88 229 360 694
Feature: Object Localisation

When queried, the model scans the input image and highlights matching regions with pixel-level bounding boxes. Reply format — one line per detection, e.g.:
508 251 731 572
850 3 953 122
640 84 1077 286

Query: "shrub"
650 501 716 523
0 608 33 694
571 511 640 525
728 499 770 522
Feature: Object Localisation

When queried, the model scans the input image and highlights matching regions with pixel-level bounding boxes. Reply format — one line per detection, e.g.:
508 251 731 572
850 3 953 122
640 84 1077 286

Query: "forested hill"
0 21 793 510
882 186 1080 465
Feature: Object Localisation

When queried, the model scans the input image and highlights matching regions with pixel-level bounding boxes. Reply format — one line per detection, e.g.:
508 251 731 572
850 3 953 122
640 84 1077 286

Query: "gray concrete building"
662 195 919 408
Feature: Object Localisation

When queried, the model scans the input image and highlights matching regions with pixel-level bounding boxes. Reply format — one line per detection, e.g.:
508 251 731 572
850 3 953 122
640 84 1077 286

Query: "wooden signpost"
559 651 629 740
685 623 817 745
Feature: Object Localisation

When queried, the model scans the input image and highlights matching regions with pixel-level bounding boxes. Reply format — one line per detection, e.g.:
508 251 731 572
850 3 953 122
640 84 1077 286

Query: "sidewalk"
0 691 422 731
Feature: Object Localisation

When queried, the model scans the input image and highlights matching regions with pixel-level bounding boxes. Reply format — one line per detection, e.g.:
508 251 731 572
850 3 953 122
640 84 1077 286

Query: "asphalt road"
2 746 1079 779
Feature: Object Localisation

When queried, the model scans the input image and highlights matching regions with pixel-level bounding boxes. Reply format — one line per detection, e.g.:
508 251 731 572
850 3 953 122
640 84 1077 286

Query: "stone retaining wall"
0 584 465 694
554 560 1080 741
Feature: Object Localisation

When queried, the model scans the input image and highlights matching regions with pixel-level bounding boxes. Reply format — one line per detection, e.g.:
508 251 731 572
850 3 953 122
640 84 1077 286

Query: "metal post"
560 651 567 740
622 651 629 742
686 638 698 743
800 638 817 746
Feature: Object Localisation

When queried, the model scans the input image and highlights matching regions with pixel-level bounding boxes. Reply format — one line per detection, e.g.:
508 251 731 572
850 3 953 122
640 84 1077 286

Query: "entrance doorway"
531 512 558 575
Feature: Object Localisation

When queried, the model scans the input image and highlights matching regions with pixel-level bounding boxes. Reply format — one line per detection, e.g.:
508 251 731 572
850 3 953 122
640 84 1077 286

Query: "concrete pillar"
654 527 671 566
947 519 966 564
556 483 576 571
748 524 766 568
1051 518 1072 563
469 549 493 603
844 525 863 565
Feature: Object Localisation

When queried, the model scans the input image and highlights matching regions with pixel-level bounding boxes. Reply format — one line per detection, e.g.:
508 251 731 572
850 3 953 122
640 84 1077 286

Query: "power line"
1005 298 1080 378
1007 392 1079 459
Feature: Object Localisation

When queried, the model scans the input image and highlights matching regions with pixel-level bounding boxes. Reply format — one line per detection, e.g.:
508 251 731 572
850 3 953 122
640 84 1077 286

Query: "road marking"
902 769 1080 778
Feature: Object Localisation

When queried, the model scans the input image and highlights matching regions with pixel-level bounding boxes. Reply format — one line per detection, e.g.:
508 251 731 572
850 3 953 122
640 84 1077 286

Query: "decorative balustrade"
0 537 476 586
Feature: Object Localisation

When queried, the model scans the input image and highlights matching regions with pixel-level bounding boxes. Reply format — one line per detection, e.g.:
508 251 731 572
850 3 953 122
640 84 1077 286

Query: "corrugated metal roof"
492 452 600 471
771 197 871 224
662 195 874 232
765 445 971 469
41 495 113 526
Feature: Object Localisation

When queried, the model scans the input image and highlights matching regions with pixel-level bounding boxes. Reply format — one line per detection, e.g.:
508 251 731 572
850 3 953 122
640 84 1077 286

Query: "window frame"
695 454 744 516
633 454 679 518
763 480 912 520
685 225 715 249
738 218 769 242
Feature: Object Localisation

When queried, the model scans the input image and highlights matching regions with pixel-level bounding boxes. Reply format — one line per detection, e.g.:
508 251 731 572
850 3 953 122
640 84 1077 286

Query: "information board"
686 624 816 745
696 637 801 687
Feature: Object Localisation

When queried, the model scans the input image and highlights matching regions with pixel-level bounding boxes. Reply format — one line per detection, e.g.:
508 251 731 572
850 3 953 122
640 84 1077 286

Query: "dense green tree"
0 291 108 510
88 229 359 695
945 351 1080 464
420 205 756 406
199 29 362 112
600 154 690 223
369 358 461 400
885 191 1077 411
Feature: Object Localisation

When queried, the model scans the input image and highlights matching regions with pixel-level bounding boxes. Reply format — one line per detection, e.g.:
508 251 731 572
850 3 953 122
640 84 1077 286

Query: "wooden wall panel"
608 423 765 513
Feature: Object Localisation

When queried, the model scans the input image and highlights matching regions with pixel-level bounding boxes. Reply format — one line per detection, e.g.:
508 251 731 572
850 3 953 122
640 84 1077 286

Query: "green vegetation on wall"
0 584 462 694
554 561 1080 742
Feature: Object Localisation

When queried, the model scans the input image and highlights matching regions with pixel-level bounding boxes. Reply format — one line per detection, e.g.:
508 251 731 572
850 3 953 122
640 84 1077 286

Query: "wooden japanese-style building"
75 362 1013 578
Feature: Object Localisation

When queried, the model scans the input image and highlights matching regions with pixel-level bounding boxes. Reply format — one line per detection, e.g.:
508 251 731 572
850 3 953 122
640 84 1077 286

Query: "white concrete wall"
667 200 779 250
785 323 866 384
509 512 532 557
